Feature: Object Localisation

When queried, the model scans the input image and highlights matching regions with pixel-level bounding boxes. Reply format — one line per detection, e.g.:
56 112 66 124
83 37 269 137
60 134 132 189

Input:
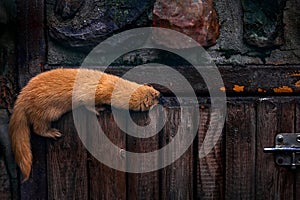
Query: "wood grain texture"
20 134 47 200
0 122 18 200
225 102 255 199
0 155 11 200
126 108 161 200
160 107 195 200
197 105 224 199
294 100 300 200
15 0 47 198
0 35 17 110
16 0 46 88
256 99 295 200
47 111 88 199
88 110 126 200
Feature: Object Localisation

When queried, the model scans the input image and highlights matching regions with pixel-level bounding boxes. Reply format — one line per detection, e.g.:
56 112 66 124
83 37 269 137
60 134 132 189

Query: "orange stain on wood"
257 88 267 93
273 86 293 93
295 80 300 87
290 73 300 77
220 86 226 92
233 85 244 92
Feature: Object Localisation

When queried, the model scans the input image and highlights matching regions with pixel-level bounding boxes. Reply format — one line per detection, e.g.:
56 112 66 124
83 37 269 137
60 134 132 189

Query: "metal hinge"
264 133 300 169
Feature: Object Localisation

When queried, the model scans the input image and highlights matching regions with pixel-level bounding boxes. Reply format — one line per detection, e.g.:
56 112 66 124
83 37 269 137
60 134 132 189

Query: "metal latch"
264 133 300 169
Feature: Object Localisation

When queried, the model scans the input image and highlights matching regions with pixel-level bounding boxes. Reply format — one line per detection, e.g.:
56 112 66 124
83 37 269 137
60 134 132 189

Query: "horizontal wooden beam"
45 65 300 96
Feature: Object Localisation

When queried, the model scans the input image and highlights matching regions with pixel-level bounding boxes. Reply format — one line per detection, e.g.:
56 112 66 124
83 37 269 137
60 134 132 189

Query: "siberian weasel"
9 68 160 181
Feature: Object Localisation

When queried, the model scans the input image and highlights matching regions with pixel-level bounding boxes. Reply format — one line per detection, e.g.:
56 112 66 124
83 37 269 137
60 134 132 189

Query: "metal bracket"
264 133 300 169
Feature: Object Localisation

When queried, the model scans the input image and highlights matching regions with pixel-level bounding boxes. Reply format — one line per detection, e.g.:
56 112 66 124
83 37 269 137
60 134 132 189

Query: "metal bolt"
297 135 300 143
119 149 126 158
276 157 284 165
277 135 284 143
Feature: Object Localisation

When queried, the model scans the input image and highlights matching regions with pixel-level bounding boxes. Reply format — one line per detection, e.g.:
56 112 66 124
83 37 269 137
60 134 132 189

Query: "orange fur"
9 68 160 181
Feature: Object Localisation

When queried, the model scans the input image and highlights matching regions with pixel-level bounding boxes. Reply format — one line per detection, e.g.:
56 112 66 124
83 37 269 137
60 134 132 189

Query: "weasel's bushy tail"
9 104 32 181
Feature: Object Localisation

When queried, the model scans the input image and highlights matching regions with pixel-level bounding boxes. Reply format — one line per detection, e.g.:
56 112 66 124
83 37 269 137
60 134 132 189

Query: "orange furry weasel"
9 68 160 181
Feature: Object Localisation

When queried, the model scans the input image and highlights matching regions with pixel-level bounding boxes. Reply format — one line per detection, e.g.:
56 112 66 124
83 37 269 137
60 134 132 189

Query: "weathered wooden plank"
16 0 46 88
15 0 47 199
0 33 17 110
20 134 47 200
45 65 300 96
88 109 127 200
294 100 300 200
296 172 300 200
160 106 195 200
126 108 160 200
0 117 18 200
225 102 256 199
197 105 224 199
47 111 88 199
256 99 295 200
0 155 11 200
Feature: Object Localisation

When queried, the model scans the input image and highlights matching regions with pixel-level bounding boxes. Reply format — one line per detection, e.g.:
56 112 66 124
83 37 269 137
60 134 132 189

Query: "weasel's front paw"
45 128 62 139
129 85 160 111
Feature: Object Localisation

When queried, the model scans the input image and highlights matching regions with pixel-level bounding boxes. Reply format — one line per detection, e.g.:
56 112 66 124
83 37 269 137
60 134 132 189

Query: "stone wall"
46 0 300 66
211 0 299 65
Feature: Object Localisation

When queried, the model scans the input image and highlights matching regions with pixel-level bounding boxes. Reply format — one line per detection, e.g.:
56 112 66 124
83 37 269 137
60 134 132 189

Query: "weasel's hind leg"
33 121 62 139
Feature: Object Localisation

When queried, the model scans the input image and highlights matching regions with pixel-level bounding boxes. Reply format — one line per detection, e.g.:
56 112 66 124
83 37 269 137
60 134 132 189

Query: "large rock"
152 0 219 48
47 0 155 50
241 0 287 48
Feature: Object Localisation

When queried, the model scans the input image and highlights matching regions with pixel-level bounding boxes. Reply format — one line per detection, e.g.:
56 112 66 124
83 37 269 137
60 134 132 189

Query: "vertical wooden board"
225 102 256 200
294 101 300 200
47 111 88 199
256 100 295 200
160 106 195 200
0 35 18 110
16 0 47 198
88 110 126 200
0 122 18 200
126 107 161 200
20 134 47 200
16 0 46 88
0 155 11 200
197 105 224 200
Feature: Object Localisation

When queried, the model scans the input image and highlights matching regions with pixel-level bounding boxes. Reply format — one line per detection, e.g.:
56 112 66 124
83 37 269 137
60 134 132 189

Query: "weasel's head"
129 84 160 111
